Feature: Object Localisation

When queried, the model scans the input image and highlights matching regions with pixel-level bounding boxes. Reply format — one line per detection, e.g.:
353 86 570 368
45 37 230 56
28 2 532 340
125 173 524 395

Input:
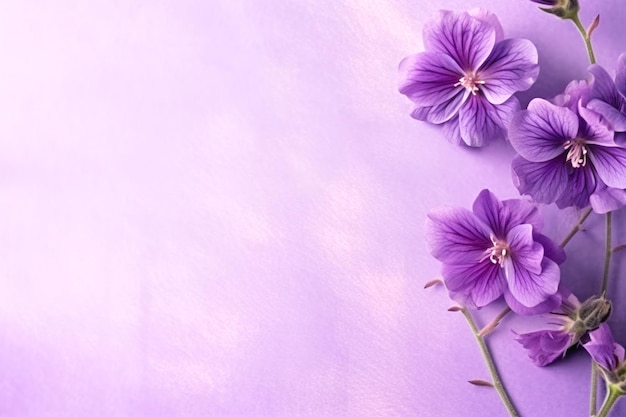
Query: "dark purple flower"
399 9 539 147
515 291 612 366
509 92 626 212
515 329 572 366
584 323 625 373
425 189 562 314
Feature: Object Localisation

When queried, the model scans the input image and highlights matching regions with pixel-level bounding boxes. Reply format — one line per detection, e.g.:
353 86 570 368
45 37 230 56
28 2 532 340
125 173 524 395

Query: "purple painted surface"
1 1 626 416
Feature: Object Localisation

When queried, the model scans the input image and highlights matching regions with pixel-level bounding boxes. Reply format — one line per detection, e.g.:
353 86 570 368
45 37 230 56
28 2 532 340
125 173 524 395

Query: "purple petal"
555 166 595 209
509 99 578 162
515 329 571 366
533 232 566 264
471 189 505 238
423 10 495 71
511 155 569 204
588 145 626 189
442 116 463 145
554 79 591 111
467 8 504 42
587 99 626 131
458 95 516 146
504 289 561 315
425 207 492 264
589 64 623 109
505 224 560 307
578 104 617 145
441 260 505 307
590 183 626 214
501 198 543 232
399 52 465 107
472 189 542 239
479 39 539 104
614 52 626 100
506 257 560 308
506 224 543 275
425 91 470 124
584 323 624 371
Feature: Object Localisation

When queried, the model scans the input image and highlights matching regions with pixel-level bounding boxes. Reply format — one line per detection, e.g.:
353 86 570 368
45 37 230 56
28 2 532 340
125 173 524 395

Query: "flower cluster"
407 3 626 416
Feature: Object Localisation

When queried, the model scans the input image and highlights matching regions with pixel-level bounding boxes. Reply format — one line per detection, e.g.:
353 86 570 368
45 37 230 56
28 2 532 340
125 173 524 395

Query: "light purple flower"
509 86 626 212
425 189 563 314
584 323 625 373
398 9 539 147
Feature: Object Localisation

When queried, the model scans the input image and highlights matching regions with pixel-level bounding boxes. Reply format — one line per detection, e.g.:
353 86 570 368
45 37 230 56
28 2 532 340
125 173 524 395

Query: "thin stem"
590 363 598 416
560 207 593 247
571 14 596 64
597 386 621 417
461 307 520 417
479 306 512 337
601 212 613 295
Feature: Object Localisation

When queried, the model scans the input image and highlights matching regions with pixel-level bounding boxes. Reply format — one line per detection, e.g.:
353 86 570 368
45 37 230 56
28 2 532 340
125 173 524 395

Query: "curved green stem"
597 386 621 417
590 363 598 416
601 212 613 295
560 207 593 247
571 14 596 64
461 308 520 417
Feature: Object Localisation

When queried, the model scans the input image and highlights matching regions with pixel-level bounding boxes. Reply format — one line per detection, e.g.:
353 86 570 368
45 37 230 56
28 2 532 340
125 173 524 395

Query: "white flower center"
483 235 510 268
564 139 588 168
454 72 485 95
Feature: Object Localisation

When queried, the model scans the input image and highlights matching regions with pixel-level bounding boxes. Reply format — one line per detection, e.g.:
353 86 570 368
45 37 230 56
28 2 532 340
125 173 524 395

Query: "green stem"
601 212 613 295
590 363 598 416
597 386 621 417
461 308 520 417
560 207 593 247
571 14 596 64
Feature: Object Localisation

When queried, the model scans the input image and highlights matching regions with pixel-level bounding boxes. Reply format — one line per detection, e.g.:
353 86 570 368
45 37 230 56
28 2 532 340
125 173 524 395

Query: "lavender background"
2 1 626 416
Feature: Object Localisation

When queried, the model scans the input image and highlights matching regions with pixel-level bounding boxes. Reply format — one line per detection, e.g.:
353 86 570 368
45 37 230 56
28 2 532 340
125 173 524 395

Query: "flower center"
563 139 588 168
454 72 485 95
483 235 510 268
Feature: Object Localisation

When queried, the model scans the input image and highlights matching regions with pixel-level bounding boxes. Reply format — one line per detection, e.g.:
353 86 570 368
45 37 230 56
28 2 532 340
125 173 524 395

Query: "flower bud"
578 296 612 331
564 295 611 339
531 0 579 19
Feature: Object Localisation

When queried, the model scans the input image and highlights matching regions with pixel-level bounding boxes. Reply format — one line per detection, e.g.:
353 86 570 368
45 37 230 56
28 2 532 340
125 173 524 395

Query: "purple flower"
515 291 612 366
398 9 539 147
515 329 573 366
509 84 626 212
425 189 563 314
584 323 625 374
515 288 579 366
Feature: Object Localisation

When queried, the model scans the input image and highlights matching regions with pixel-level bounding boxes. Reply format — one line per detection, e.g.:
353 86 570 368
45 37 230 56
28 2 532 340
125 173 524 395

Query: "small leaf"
588 14 600 37
424 279 443 289
448 306 463 312
612 243 626 253
468 379 494 387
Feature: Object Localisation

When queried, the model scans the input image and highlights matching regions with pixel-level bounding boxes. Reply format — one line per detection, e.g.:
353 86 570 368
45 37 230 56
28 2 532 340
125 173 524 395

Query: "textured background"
1 1 626 416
